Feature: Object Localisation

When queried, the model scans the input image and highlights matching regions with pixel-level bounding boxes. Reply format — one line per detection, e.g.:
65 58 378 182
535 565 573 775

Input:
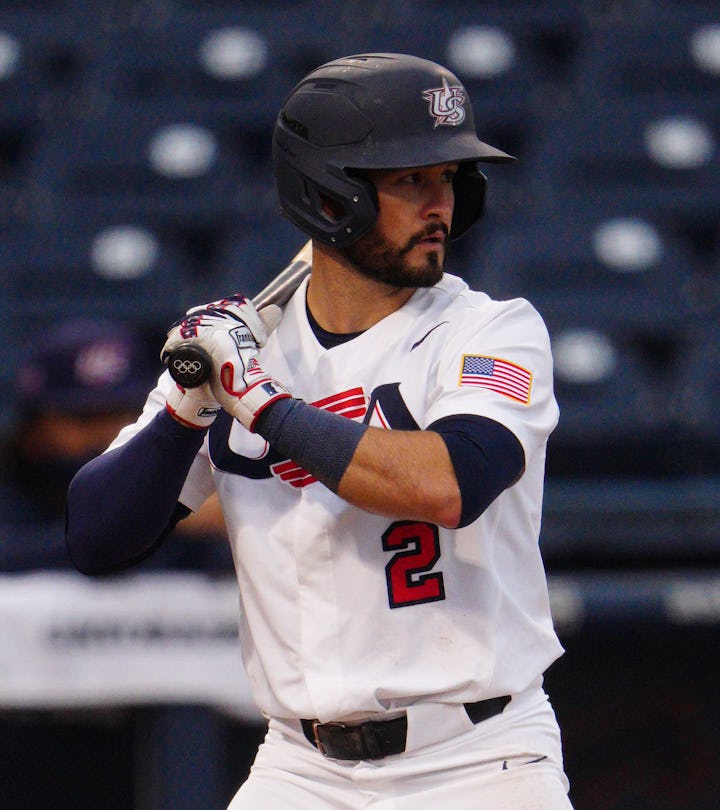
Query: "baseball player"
66 54 573 808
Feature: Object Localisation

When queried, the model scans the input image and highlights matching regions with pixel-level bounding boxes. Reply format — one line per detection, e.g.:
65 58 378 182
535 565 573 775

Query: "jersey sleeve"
105 369 216 513
424 297 559 459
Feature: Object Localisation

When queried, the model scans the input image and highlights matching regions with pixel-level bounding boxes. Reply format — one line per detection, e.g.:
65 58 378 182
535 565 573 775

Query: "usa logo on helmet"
422 78 466 128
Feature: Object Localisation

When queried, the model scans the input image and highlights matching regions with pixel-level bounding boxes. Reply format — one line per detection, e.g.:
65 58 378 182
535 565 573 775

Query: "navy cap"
14 318 160 415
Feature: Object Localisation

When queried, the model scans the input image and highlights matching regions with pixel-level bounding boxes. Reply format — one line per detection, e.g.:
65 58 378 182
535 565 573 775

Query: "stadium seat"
530 90 720 218
542 292 715 477
0 4 102 116
195 216 310 305
672 322 720 450
92 16 285 132
547 315 720 479
545 323 680 478
0 4 103 199
573 5 720 100
412 0 587 88
24 106 258 224
0 217 194 325
470 198 701 336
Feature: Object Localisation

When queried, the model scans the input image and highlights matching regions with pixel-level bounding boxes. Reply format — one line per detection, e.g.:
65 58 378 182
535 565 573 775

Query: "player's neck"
307 244 415 333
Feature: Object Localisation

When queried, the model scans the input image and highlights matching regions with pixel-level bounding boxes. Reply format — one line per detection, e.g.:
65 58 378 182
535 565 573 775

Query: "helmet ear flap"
275 152 379 247
450 166 487 241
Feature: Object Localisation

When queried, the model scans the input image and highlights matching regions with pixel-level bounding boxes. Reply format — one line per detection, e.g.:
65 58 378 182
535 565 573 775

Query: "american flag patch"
459 355 532 404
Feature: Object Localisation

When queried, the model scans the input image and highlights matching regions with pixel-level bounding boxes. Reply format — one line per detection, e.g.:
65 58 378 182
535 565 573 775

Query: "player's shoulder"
432 273 547 331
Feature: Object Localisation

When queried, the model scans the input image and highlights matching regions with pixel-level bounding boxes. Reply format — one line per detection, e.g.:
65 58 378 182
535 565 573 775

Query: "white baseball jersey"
113 272 562 723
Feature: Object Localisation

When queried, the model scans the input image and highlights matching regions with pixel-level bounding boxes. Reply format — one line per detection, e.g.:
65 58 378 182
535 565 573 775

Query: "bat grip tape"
255 398 368 491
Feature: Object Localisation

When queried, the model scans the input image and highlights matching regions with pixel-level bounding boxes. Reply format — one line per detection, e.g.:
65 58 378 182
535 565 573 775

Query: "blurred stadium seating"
0 0 717 512
0 0 717 524
1 2 719 806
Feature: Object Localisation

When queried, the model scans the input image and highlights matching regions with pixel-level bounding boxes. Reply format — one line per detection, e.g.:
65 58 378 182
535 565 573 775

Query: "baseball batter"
66 54 573 808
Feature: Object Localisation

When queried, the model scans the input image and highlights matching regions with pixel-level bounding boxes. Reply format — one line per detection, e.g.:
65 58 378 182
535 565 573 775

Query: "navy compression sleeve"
255 398 367 491
430 414 525 528
65 409 205 575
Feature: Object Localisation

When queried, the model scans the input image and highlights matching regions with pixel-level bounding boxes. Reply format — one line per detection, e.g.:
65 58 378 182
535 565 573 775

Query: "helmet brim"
336 131 515 172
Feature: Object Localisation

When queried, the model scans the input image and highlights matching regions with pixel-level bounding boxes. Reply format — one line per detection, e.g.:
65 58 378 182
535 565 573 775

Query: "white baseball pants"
227 681 573 809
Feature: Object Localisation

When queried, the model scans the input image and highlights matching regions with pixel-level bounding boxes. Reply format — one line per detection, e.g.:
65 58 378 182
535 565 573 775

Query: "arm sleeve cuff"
430 414 525 528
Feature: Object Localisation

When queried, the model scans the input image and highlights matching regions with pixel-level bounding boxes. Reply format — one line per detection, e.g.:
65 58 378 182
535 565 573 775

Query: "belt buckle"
312 720 346 757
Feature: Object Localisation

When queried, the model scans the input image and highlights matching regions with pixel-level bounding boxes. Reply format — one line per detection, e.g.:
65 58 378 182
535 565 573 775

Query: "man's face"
341 163 457 288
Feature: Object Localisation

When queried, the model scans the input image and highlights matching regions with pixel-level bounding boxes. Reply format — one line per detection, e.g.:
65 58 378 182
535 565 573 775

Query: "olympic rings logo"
172 359 203 376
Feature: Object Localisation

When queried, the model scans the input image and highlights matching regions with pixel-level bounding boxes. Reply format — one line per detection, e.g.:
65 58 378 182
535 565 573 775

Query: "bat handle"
166 343 213 388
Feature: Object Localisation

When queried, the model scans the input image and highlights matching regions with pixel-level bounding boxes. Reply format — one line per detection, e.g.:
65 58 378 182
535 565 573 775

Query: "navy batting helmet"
272 53 515 248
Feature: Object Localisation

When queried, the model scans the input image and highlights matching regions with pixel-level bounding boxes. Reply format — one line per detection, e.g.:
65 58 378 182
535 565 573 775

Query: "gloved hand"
165 380 221 429
161 295 290 431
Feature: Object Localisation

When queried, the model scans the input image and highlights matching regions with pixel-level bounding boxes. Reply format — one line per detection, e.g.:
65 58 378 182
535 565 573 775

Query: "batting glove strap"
166 383 221 430
230 377 292 432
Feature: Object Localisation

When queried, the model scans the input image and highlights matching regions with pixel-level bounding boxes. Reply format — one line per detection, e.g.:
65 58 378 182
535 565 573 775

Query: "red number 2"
382 521 445 609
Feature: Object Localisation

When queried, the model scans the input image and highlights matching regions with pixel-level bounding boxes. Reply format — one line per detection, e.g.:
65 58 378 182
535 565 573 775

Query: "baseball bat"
166 240 312 388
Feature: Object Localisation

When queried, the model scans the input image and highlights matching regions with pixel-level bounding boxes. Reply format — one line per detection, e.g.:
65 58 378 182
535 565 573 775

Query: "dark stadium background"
1 1 719 807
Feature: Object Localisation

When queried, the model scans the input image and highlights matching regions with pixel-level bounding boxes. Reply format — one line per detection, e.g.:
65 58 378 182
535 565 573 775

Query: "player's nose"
422 180 454 227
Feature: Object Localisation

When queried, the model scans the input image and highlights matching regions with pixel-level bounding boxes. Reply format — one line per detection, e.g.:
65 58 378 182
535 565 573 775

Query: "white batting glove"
162 294 276 357
211 351 292 432
161 295 290 431
165 381 221 429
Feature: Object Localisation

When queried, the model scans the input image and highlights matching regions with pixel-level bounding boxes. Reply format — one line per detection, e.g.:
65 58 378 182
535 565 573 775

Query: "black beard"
340 223 450 288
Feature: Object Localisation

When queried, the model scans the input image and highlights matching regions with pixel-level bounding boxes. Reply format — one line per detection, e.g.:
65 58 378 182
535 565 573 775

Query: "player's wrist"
231 377 293 432
254 398 368 492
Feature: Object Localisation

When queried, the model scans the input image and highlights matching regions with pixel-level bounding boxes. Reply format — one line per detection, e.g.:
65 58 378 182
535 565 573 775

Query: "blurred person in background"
0 317 230 572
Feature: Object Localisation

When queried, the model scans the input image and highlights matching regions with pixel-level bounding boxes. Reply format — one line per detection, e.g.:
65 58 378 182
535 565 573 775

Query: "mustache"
401 223 450 254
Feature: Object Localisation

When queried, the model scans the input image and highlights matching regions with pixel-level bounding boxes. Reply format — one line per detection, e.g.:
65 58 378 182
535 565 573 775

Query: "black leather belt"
301 695 511 760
